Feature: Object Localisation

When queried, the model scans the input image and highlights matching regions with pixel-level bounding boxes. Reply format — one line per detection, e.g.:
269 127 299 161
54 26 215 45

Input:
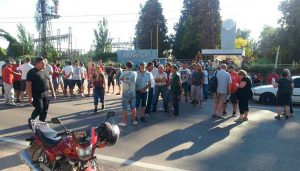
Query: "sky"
0 0 283 52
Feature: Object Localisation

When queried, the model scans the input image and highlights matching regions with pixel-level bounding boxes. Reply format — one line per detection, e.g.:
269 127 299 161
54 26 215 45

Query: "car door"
292 78 300 103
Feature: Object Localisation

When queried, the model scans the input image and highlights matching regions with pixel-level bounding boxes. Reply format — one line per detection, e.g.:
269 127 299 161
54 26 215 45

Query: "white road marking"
0 136 189 171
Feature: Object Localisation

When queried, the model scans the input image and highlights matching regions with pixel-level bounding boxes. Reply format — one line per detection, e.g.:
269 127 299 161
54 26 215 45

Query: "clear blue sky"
0 0 282 51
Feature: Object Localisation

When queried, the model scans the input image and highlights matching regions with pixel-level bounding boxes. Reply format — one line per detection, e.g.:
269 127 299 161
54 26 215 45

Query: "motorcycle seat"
36 126 62 147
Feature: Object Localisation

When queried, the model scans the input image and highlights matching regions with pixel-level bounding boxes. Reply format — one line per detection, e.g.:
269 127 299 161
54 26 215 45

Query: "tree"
0 47 7 60
93 18 112 53
236 28 250 39
257 26 280 62
17 24 34 56
278 0 300 63
135 0 170 57
172 0 222 59
0 29 23 57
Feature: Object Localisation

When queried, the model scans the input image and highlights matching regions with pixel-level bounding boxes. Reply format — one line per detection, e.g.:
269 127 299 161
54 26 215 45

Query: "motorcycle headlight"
76 144 93 160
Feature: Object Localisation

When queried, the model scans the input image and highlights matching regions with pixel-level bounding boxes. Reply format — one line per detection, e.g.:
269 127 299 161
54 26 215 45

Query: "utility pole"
275 45 280 69
150 29 153 49
156 20 159 52
41 0 47 58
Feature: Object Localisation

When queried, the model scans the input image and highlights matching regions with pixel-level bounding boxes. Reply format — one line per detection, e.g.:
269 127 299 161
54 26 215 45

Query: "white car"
252 76 300 105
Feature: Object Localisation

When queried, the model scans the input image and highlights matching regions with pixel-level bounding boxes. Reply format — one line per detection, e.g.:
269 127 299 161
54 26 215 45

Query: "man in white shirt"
152 65 168 113
62 60 73 97
145 62 157 114
19 58 34 101
72 60 84 97
178 62 191 102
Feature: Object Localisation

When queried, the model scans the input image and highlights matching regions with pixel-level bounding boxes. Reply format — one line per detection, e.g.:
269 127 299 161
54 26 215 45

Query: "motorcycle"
20 111 120 171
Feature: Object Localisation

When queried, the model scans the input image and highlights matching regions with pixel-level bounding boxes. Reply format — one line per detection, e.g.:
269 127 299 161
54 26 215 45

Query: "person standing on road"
170 65 182 116
283 68 294 116
87 62 96 97
80 62 87 96
26 57 55 125
52 60 60 94
267 69 279 85
3 60 21 105
118 61 137 127
136 62 152 122
191 64 204 108
72 61 84 97
212 64 232 118
145 62 157 114
12 59 22 103
106 64 116 94
114 64 123 95
152 65 168 113
19 58 34 102
236 70 252 121
203 66 209 102
62 60 73 98
223 65 240 117
92 66 106 112
44 59 53 79
273 69 294 120
178 62 191 102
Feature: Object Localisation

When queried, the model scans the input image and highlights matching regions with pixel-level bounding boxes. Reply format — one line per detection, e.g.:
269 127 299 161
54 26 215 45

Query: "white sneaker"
9 102 16 106
118 122 126 127
81 93 85 97
132 120 138 125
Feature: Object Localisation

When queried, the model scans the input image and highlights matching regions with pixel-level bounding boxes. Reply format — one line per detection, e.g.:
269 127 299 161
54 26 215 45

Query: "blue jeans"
182 82 189 99
145 87 154 113
93 87 104 106
152 85 168 110
203 84 208 100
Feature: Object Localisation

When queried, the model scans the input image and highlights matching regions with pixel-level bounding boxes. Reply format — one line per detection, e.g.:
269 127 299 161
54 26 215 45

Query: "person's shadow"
125 117 242 165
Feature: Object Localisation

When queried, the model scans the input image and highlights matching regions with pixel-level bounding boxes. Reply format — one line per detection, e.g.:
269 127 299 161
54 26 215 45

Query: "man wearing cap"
136 62 152 122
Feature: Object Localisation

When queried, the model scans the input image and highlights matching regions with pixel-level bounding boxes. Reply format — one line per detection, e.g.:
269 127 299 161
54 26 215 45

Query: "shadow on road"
125 117 241 165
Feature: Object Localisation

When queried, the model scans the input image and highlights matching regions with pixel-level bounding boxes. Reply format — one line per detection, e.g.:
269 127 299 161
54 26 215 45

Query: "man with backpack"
211 64 232 118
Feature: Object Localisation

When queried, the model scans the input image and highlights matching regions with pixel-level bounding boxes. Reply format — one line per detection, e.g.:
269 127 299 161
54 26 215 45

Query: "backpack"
208 71 218 93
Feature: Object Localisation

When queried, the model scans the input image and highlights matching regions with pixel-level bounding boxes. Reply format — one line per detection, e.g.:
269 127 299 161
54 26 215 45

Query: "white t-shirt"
45 64 53 79
150 68 158 88
120 70 137 95
81 67 87 80
72 66 82 80
178 68 191 83
154 72 167 86
0 61 5 76
63 66 73 80
20 63 34 80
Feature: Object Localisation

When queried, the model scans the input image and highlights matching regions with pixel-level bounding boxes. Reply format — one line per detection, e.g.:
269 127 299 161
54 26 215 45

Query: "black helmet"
98 122 120 146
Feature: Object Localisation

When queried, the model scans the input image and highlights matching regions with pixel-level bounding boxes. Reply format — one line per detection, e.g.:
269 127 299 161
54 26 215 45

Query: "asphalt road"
0 93 300 171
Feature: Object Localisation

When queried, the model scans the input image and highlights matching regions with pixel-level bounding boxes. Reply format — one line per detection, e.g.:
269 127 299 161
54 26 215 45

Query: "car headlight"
76 144 92 160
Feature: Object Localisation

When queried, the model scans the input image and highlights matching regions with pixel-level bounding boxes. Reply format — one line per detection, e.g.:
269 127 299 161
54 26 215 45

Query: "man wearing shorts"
19 58 34 102
62 60 73 98
135 62 151 122
118 61 137 127
72 61 84 97
212 64 232 118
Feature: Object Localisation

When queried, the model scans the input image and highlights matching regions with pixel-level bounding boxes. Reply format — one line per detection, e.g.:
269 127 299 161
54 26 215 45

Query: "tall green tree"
135 0 170 57
257 26 280 62
17 24 34 56
93 18 112 53
173 0 222 59
0 29 23 57
278 0 300 63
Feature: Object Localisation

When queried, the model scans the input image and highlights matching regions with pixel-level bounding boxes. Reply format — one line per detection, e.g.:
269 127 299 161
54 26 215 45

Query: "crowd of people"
0 57 295 127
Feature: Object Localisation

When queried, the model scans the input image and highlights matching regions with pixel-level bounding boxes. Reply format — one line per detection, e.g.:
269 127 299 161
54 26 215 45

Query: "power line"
0 10 181 19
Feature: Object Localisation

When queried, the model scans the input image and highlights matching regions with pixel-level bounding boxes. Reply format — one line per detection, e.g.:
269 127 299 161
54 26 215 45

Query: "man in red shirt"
2 60 20 105
12 59 22 103
52 60 60 94
223 65 240 117
267 70 279 84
